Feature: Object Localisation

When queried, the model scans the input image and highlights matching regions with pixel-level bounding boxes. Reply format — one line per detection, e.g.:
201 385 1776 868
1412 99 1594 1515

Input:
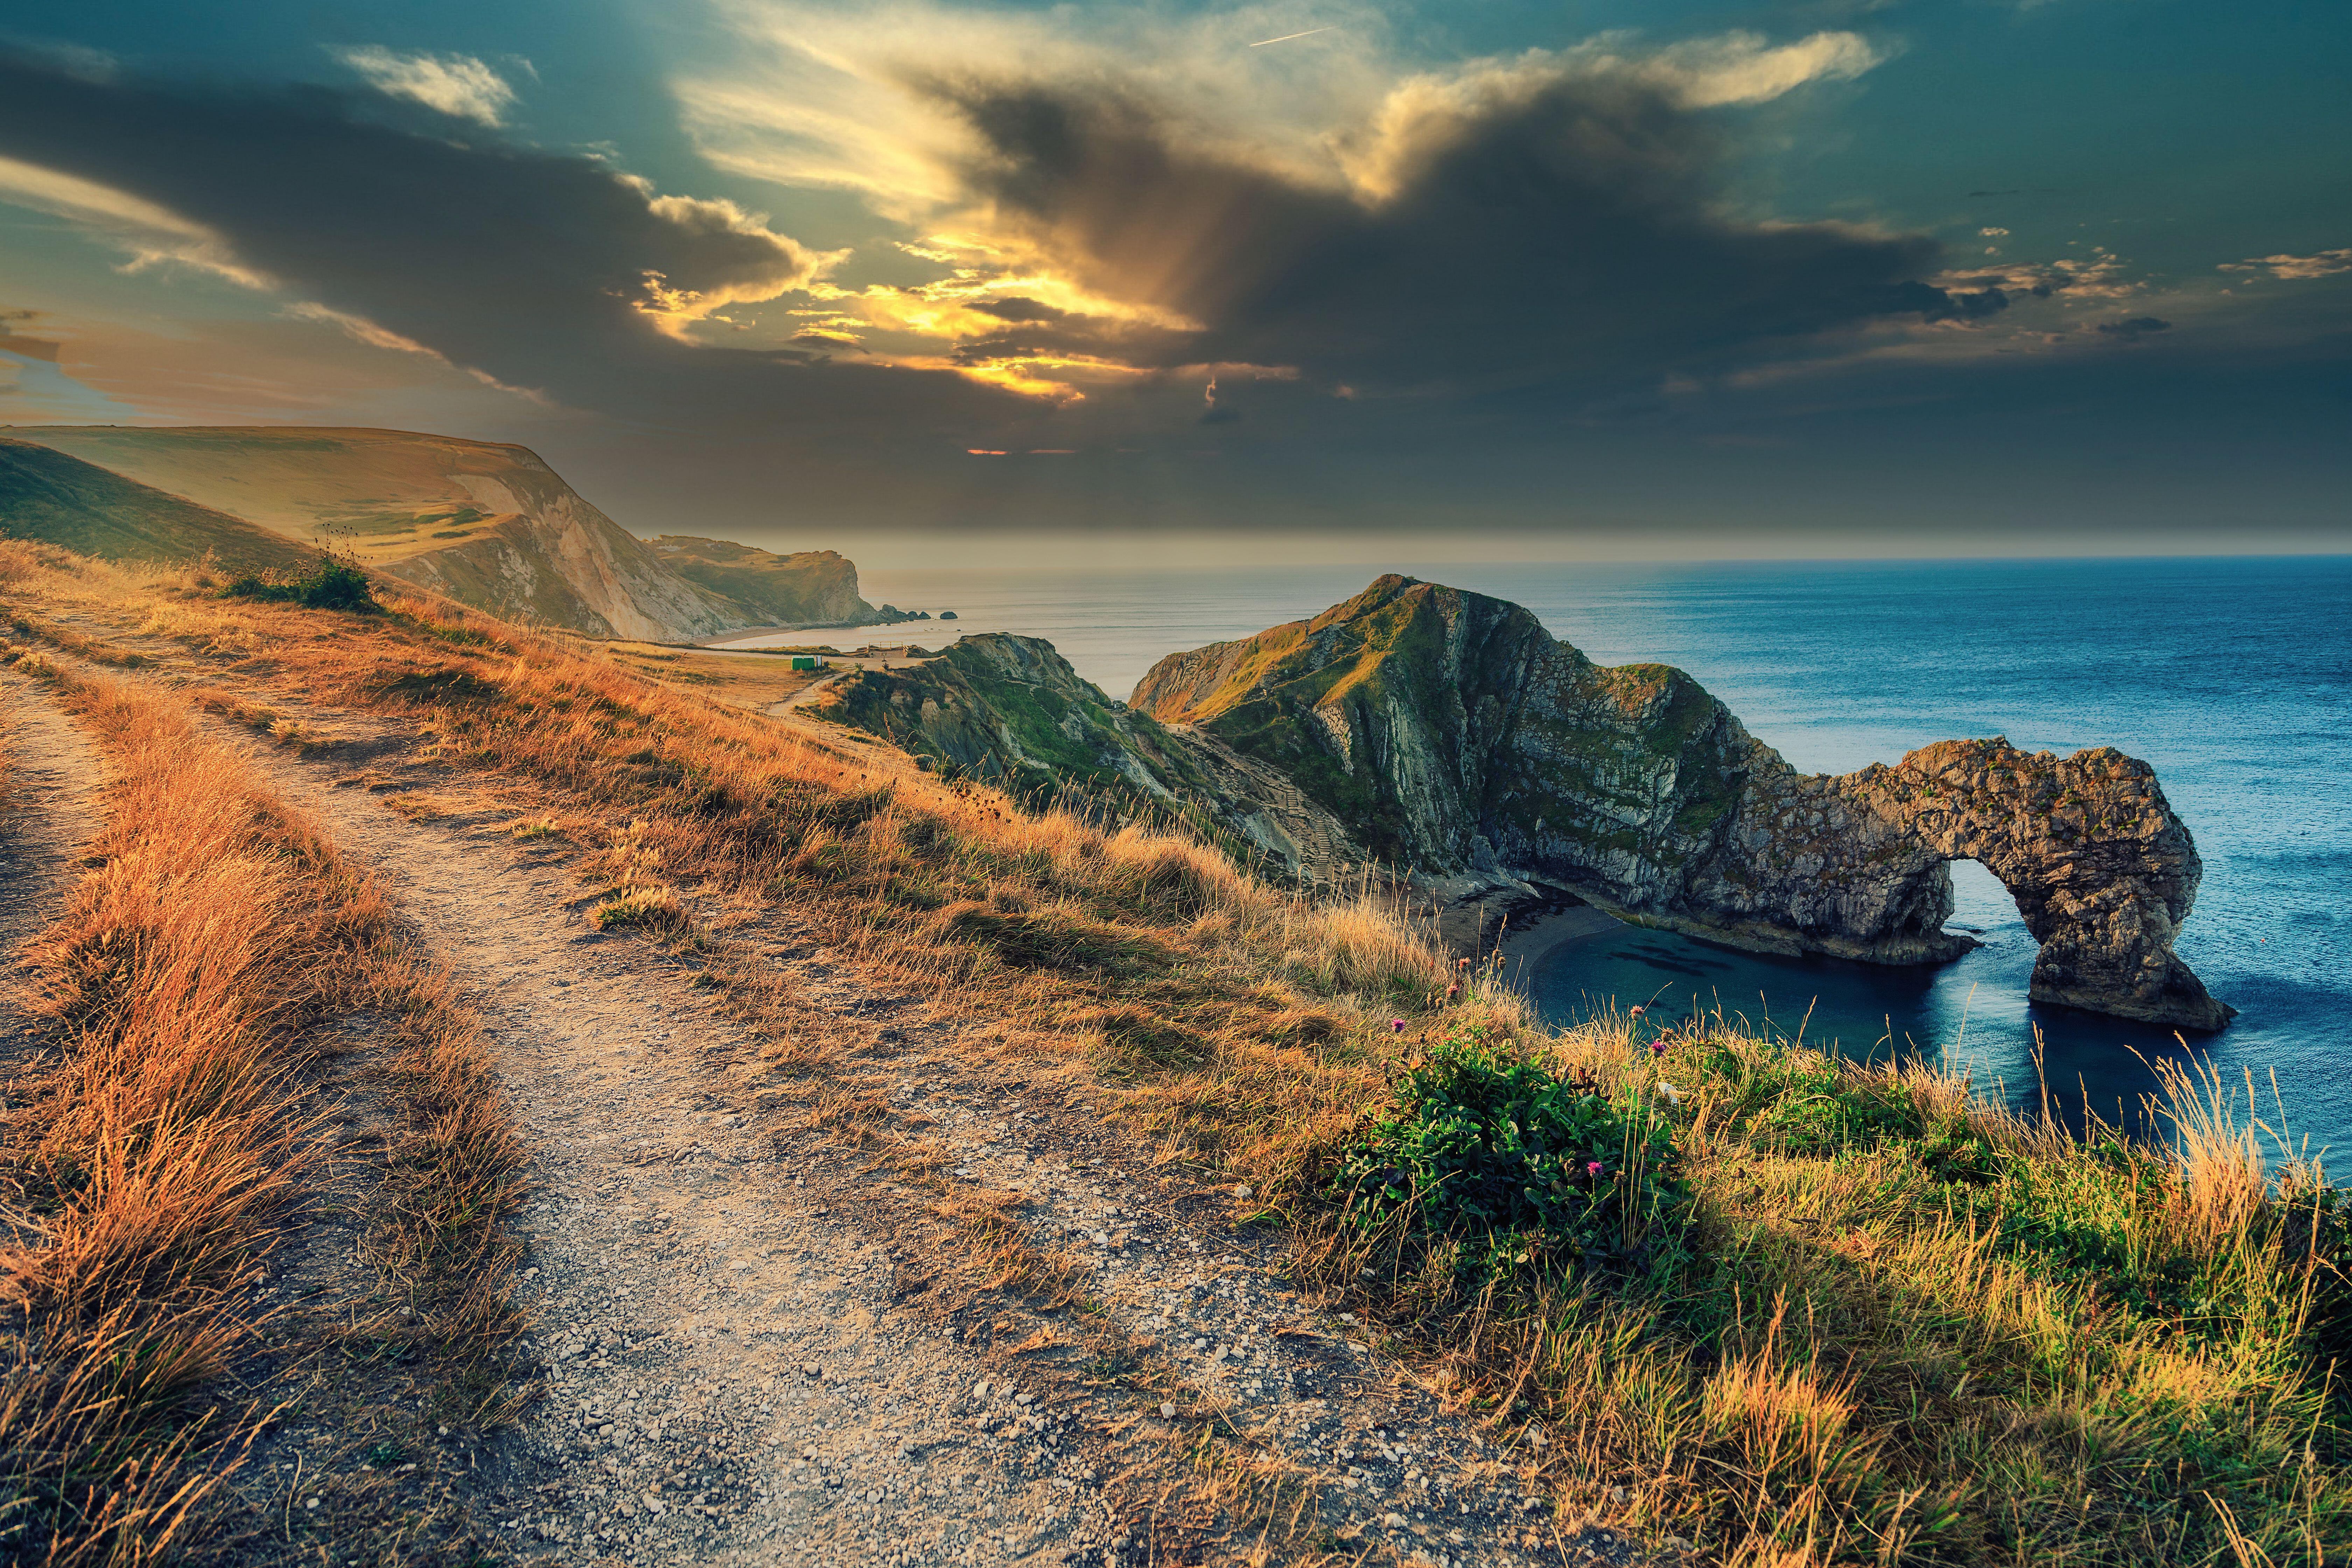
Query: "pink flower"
1391 1019 1405 1033
1649 1040 1666 1056
1629 1006 1644 1016
1586 1160 1605 1177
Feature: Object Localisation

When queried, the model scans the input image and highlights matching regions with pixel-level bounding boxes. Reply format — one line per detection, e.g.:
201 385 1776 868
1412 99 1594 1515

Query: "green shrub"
1332 1024 1692 1281
224 547 378 611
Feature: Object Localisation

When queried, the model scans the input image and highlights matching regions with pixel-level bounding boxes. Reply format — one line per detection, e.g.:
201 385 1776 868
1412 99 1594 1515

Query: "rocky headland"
1 425 900 642
831 576 2228 1031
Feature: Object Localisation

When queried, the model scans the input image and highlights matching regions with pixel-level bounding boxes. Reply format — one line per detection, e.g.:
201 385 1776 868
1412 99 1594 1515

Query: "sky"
0 0 2346 565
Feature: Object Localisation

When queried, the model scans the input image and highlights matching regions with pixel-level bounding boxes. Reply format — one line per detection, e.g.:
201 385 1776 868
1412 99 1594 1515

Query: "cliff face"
1 426 861 641
1133 575 2227 1029
375 460 749 641
645 539 874 628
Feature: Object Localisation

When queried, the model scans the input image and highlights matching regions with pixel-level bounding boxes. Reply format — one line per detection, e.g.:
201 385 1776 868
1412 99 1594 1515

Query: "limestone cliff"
1133 575 2228 1030
819 634 1364 880
645 538 874 628
1847 740 2225 1029
1 425 870 641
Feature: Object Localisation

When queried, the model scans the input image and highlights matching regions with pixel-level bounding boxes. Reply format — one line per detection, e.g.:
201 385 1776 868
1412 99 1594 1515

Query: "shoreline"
1492 900 1624 988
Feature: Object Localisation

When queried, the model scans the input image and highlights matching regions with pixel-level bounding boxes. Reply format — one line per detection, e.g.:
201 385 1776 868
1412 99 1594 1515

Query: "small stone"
1158 1403 1176 1419
800 1362 822 1378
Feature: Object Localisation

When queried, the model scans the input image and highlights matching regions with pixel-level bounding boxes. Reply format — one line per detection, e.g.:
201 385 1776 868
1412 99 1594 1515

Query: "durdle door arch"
1847 738 2232 1032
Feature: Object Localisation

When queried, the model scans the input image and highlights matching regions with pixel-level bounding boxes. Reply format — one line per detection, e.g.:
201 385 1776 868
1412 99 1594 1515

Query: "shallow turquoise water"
848 555 2351 1156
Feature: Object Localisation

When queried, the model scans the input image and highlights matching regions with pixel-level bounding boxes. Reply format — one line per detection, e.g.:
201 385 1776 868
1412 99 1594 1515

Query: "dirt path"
766 670 847 716
226 719 1618 1568
0 665 106 1051
14 631 1630 1568
218 740 1141 1566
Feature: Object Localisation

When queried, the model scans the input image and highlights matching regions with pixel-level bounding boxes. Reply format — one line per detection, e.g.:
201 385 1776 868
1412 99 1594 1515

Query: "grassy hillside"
0 437 313 574
645 537 874 627
5 425 571 560
1 426 778 639
1 542 2345 1565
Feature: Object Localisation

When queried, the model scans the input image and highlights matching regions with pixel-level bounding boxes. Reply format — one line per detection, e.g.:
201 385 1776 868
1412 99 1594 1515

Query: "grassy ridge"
0 542 2343 1563
0 439 312 578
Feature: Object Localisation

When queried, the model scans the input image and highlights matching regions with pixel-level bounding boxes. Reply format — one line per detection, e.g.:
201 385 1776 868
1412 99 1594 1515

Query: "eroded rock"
1848 738 2228 1029
1132 575 2228 1030
832 577 2229 1031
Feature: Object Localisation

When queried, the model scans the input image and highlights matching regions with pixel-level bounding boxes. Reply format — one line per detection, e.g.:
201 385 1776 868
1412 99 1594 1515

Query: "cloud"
332 46 520 126
2219 248 2352 281
0 152 273 288
284 300 444 358
0 49 1004 444
922 62 1995 396
667 6 1982 404
2094 315 2170 340
1564 29 1886 110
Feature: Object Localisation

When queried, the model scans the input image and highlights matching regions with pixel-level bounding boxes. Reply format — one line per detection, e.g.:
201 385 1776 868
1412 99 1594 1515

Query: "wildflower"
1629 1006 1645 1018
1648 1040 1666 1057
1444 982 1460 1001
1390 1018 1405 1033
1585 1160 1605 1178
1656 1079 1682 1107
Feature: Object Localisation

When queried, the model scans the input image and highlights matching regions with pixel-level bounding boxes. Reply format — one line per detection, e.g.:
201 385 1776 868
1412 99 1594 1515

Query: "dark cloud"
929 70 2005 394
0 50 1014 441
2096 316 2172 340
969 296 1064 322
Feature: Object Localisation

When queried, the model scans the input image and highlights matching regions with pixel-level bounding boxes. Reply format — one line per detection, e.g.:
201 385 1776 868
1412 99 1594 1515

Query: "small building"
790 655 820 671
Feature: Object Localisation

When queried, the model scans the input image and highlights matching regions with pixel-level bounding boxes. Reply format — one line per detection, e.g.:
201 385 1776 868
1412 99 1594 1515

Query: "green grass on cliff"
1312 1009 2348 1566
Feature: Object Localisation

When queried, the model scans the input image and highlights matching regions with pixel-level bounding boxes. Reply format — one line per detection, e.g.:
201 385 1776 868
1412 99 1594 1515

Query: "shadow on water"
1523 917 2219 1144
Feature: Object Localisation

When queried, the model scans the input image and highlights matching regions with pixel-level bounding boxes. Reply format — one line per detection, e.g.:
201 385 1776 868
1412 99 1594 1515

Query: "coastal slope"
2 425 878 640
0 436 313 575
818 633 1366 879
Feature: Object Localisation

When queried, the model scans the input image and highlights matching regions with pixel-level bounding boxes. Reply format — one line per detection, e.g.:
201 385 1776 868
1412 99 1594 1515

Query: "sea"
750 556 2352 1158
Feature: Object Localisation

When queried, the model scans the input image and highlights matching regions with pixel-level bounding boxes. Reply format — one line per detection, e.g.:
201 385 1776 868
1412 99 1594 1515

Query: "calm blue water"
812 556 2351 1157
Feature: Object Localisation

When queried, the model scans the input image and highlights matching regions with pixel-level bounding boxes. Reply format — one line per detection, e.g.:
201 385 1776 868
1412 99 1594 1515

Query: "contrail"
1249 26 1334 47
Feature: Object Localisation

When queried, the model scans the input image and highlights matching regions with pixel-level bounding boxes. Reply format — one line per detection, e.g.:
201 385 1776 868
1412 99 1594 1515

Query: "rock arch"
1845 737 2231 1031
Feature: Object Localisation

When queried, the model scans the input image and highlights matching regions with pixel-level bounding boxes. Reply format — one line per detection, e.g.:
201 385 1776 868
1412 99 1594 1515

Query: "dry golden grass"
0 646 526 1564
2 544 2344 1564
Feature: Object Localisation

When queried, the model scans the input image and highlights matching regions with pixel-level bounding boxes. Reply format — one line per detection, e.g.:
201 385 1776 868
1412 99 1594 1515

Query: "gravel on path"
6 626 1654 1568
